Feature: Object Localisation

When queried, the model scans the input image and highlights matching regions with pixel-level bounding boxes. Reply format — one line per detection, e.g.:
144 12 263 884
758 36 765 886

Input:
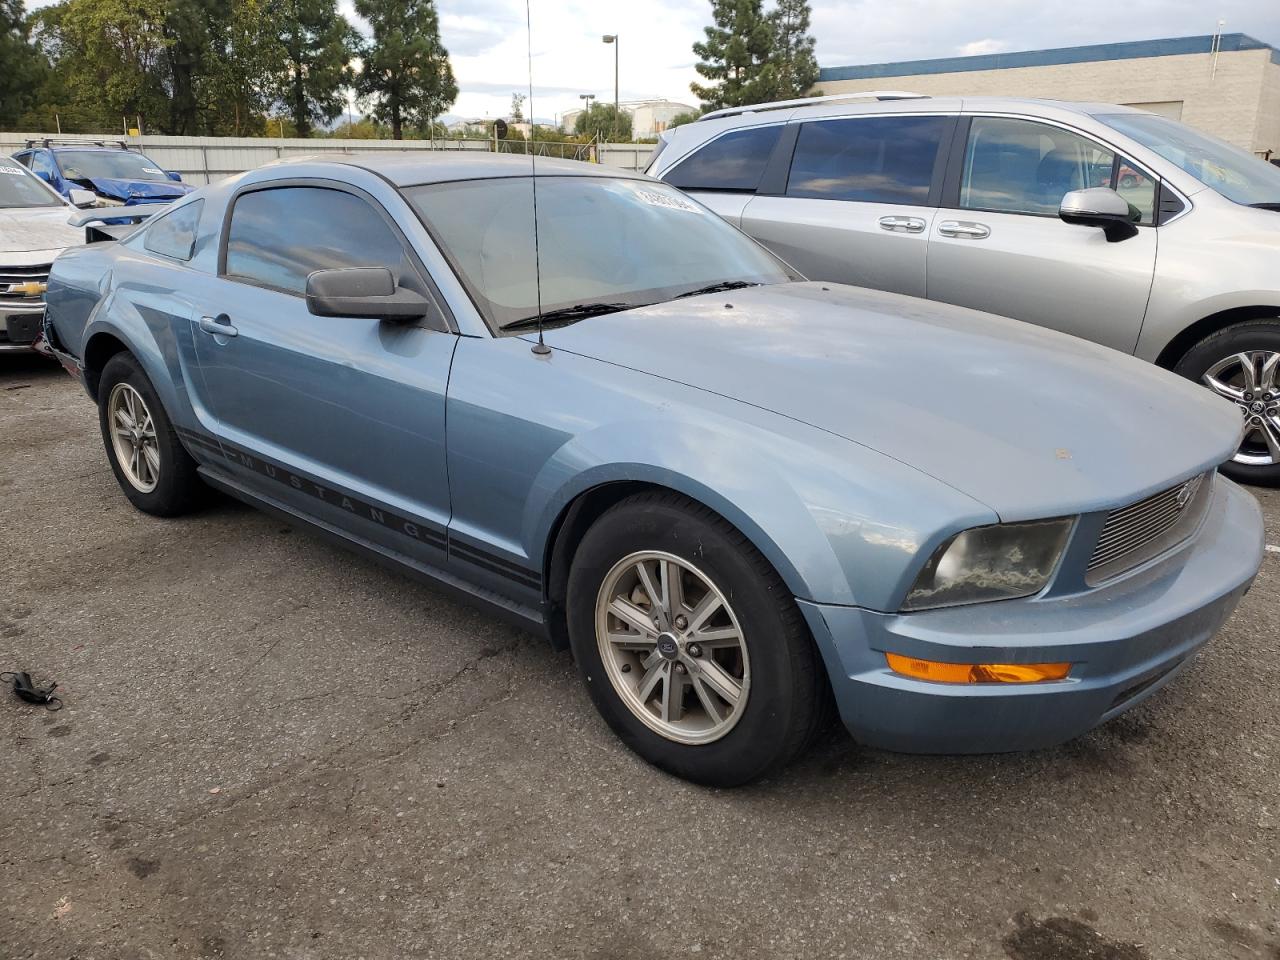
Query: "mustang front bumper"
800 477 1263 754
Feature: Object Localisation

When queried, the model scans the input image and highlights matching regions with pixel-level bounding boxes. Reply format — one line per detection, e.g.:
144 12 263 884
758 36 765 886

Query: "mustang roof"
277 152 652 188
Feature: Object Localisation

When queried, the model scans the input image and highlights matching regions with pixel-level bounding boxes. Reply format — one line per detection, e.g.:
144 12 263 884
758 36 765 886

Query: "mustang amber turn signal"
886 653 1070 684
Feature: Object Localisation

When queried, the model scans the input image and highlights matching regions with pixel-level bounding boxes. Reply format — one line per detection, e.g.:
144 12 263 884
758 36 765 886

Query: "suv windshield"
56 150 171 183
0 161 62 208
405 176 794 330
1097 112 1280 206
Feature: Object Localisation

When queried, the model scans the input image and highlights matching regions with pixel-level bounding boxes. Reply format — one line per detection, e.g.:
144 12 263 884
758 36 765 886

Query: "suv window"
144 200 203 261
223 186 411 295
664 125 781 193
961 117 1156 223
787 115 948 204
29 151 56 179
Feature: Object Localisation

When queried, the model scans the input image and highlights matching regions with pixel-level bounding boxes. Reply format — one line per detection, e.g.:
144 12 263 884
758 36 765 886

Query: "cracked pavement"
2 353 1278 959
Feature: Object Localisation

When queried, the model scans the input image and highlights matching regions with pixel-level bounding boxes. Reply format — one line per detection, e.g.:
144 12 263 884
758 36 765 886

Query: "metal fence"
0 133 653 184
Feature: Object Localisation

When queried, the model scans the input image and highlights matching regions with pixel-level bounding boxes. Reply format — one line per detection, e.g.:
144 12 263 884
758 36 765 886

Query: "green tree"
573 102 631 141
201 0 286 135
274 0 356 137
690 0 773 111
766 0 819 99
509 92 526 123
666 110 700 129
354 0 456 141
28 0 173 133
0 0 47 127
162 0 229 134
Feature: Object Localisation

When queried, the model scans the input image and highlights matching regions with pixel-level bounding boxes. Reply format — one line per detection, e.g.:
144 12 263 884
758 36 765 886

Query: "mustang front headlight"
902 518 1074 611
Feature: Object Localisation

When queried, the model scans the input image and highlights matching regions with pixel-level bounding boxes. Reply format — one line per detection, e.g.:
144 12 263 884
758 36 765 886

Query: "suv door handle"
938 220 991 240
198 315 238 338
878 215 926 234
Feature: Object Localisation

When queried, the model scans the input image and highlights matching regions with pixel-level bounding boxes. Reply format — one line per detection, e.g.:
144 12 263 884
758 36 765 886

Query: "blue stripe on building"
819 34 1280 83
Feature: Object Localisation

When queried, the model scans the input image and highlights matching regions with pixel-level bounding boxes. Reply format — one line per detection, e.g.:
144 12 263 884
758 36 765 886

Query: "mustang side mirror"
166 171 183 182
68 188 97 209
1058 187 1139 243
305 267 430 322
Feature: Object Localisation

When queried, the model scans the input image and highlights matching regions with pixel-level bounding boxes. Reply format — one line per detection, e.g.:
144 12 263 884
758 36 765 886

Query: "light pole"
602 34 619 120
579 93 596 138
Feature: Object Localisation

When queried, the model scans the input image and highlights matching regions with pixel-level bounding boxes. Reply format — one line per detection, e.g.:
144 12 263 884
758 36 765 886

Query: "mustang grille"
1086 472 1214 584
0 265 51 306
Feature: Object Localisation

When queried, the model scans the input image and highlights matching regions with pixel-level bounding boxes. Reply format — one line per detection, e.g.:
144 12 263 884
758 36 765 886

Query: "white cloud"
956 38 1010 56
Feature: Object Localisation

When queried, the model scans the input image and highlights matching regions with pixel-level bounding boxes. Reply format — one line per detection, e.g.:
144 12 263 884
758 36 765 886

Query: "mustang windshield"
0 161 62 208
405 176 794 330
1097 113 1280 207
56 150 172 183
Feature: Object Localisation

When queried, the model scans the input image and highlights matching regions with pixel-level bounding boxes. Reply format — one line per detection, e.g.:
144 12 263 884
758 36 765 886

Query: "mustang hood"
544 282 1242 520
79 177 191 203
0 206 82 255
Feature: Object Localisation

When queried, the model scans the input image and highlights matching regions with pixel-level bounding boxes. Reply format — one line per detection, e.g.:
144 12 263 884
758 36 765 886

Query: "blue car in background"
12 139 193 209
41 154 1263 786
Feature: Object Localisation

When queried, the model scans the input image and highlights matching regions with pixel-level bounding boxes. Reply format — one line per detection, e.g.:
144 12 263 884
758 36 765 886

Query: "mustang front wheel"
567 491 830 786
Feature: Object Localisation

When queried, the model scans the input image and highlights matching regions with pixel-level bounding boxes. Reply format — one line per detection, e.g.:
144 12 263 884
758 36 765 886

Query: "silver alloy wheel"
595 550 750 745
1203 350 1280 466
107 382 161 493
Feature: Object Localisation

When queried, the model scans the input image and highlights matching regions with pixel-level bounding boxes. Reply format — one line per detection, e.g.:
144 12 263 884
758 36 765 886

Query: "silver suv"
647 93 1280 485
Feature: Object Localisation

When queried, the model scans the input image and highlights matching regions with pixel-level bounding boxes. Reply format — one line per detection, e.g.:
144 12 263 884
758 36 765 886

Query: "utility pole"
603 34 619 116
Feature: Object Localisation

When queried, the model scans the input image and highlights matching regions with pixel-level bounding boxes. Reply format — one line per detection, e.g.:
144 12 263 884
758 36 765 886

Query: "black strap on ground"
0 672 63 711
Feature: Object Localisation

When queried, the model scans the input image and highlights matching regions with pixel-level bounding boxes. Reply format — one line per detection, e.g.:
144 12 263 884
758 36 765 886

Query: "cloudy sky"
409 0 1280 122
28 0 1280 125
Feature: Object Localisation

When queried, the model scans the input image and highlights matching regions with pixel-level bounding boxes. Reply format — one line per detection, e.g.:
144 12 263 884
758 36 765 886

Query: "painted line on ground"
1267 545 1280 554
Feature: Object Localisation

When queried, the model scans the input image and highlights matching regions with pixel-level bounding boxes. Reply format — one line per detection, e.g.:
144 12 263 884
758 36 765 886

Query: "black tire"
1173 319 1280 487
97 352 205 516
566 491 831 787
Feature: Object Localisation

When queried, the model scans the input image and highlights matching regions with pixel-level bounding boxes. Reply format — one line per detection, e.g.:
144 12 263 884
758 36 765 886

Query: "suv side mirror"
68 188 97 208
1058 187 1138 242
305 267 430 322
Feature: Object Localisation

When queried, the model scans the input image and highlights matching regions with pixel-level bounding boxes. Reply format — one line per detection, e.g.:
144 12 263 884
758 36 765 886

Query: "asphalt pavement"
2 352 1277 959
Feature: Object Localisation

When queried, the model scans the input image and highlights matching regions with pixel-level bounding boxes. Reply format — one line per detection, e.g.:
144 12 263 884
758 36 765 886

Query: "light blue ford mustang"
43 154 1263 786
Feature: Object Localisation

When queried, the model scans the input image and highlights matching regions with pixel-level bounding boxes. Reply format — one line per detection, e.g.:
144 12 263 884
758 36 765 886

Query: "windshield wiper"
1249 202 1280 211
673 280 761 300
500 301 632 331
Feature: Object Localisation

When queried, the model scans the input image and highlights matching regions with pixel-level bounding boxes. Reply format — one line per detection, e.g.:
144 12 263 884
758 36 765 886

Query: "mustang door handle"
937 220 991 240
198 315 238 338
878 215 927 234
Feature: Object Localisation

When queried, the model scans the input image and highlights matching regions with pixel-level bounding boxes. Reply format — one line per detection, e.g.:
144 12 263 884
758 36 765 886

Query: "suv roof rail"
697 90 929 123
23 138 131 150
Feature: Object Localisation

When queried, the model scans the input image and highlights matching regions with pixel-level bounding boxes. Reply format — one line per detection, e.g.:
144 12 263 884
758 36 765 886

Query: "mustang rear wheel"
97 353 205 516
1176 320 1280 487
567 491 830 786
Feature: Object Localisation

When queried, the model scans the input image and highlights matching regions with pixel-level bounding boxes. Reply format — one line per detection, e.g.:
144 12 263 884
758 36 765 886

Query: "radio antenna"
525 0 550 356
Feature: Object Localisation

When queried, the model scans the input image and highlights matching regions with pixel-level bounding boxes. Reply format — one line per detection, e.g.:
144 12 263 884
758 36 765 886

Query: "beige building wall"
1256 59 1280 158
818 48 1278 155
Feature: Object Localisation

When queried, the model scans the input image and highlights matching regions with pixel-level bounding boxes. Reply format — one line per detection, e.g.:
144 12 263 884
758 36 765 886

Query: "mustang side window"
223 186 413 295
143 199 204 262
961 117 1156 224
663 125 782 193
786 115 948 204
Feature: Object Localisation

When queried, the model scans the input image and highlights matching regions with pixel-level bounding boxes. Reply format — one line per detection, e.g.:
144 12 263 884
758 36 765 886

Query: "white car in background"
0 158 93 353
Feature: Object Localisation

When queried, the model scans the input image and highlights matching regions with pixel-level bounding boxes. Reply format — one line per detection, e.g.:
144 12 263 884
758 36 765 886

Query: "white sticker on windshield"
142 167 164 175
0 165 25 176
635 190 703 214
